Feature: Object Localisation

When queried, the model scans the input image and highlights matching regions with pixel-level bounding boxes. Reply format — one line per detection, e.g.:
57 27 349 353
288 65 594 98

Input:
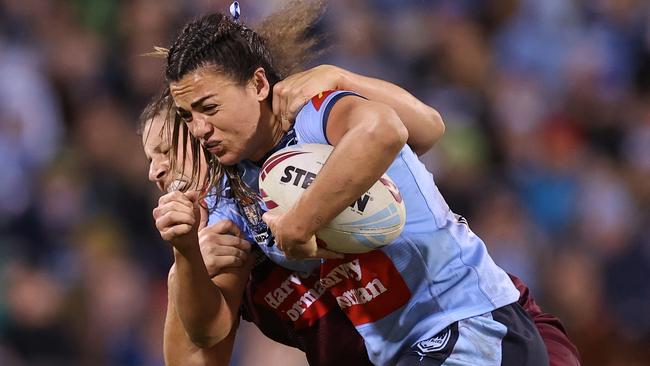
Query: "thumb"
184 190 204 230
198 205 208 231
261 211 277 229
184 190 200 203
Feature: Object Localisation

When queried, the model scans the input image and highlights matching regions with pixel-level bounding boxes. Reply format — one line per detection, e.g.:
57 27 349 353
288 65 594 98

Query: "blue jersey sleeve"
205 179 248 232
294 90 363 145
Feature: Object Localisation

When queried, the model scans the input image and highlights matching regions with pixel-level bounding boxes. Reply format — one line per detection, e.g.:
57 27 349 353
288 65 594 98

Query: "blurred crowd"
1 0 649 365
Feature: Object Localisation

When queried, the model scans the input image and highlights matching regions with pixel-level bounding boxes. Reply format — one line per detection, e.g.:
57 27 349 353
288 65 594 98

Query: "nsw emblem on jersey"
242 203 262 226
416 327 452 354
412 323 460 359
238 201 273 247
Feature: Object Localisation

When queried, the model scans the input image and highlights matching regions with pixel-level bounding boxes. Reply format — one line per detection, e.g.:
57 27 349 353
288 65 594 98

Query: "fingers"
272 79 283 118
153 191 199 243
159 224 194 241
313 248 345 260
199 229 252 275
202 244 249 276
273 73 314 125
279 236 344 260
158 191 193 208
205 256 246 277
154 203 195 235
204 219 242 237
155 210 196 231
199 231 251 252
283 245 343 260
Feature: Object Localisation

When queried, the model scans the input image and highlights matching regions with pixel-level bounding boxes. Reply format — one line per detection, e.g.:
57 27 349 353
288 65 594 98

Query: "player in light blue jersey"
153 7 550 366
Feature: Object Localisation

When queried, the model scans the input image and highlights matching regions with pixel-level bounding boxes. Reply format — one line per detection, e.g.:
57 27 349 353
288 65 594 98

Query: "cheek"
221 108 259 140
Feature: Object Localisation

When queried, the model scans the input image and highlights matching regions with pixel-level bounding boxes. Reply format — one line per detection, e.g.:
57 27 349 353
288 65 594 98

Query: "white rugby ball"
259 144 406 253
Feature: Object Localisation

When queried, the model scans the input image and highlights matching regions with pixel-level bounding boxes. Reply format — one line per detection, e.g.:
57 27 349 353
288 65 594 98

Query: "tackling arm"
273 64 444 155
164 255 254 364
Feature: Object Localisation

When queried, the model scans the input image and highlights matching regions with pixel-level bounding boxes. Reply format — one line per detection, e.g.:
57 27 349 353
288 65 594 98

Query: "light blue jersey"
209 90 519 365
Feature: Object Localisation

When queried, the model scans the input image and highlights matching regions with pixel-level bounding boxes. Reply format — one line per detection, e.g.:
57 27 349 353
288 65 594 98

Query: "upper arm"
325 96 408 147
294 90 407 147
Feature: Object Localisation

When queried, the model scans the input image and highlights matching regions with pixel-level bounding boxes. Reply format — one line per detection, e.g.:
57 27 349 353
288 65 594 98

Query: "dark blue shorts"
396 303 549 366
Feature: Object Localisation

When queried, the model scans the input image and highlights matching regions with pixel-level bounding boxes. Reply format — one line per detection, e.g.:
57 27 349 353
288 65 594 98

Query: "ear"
251 67 270 102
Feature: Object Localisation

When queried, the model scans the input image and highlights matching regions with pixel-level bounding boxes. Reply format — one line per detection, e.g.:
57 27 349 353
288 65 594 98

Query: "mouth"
166 178 189 193
204 140 224 155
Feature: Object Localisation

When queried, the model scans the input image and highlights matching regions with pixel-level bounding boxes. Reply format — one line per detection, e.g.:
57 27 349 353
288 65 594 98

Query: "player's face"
170 66 271 166
142 112 205 193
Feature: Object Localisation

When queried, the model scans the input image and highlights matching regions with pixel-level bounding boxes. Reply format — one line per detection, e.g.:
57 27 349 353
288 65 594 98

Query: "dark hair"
137 87 171 136
164 0 326 204
166 12 281 95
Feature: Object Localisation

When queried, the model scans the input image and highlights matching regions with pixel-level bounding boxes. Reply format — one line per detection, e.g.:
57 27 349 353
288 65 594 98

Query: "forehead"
142 113 168 149
169 67 237 106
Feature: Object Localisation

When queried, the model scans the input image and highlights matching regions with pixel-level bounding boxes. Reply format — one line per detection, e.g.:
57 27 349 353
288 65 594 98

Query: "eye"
203 104 219 114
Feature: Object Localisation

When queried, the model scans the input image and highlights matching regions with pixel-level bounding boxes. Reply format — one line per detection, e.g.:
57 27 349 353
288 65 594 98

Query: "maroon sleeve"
509 274 581 366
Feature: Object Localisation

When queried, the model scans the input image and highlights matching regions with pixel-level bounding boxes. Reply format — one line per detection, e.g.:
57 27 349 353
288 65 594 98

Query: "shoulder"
294 90 365 145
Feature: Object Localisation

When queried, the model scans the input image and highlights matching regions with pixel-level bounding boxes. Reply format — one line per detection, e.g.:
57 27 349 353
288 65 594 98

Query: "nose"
148 157 169 184
189 115 213 142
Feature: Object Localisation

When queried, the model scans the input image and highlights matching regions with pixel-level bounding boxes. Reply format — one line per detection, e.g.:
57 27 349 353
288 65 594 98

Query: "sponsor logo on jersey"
254 253 411 329
254 267 334 329
335 278 388 309
320 250 411 326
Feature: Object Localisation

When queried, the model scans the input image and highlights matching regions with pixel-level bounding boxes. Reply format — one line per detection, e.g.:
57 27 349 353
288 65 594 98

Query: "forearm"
337 67 444 155
291 102 407 234
170 247 233 347
163 291 236 366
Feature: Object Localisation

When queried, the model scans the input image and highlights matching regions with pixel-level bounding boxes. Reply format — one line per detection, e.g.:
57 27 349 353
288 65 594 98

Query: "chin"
216 152 242 166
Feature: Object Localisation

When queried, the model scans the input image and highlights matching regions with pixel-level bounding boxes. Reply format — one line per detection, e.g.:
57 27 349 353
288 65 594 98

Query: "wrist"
283 203 321 241
172 240 202 264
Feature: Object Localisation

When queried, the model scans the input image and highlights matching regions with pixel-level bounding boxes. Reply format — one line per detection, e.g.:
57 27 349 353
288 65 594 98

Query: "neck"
249 103 284 164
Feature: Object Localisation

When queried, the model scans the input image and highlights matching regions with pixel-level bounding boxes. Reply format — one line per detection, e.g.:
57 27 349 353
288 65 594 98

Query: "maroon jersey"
509 274 581 366
240 253 579 366
240 254 372 366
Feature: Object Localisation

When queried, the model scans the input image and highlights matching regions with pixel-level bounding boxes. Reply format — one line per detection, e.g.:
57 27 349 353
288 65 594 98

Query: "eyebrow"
191 94 216 109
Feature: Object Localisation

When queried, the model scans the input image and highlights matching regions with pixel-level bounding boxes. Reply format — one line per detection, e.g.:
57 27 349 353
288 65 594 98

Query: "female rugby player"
151 4 577 365
143 65 578 365
155 11 547 366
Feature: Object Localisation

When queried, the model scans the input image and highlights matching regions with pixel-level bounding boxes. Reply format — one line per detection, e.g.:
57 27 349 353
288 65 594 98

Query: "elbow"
411 108 444 156
430 108 445 142
186 318 233 349
188 333 224 349
365 104 408 153
185 315 233 349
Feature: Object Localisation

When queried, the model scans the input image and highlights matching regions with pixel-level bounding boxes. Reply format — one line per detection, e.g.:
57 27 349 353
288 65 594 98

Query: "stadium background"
1 0 650 365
